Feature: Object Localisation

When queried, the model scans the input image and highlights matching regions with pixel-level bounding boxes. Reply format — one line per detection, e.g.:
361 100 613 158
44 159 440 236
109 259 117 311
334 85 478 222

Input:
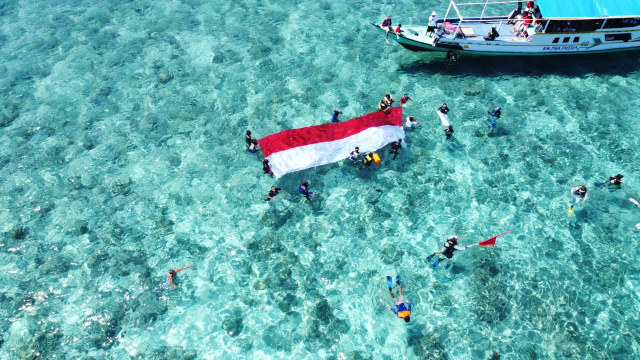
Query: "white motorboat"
374 0 640 58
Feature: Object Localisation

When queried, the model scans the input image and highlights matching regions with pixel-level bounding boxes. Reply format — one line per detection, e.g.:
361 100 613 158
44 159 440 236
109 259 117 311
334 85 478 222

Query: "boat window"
573 37 579 43
552 38 559 43
562 37 570 43
605 33 632 42
603 18 640 29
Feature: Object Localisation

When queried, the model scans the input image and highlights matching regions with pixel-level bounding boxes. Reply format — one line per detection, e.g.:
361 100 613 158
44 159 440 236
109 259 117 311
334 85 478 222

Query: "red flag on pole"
477 229 513 247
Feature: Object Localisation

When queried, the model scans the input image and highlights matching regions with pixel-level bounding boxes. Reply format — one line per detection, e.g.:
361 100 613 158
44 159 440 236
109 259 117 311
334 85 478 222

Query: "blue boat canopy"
537 0 640 19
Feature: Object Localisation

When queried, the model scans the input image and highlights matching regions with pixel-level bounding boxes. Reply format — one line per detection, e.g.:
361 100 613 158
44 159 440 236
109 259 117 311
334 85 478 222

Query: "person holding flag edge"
427 229 513 268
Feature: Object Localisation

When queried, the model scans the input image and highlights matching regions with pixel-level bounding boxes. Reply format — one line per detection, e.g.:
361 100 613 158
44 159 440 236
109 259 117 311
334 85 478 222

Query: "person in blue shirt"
331 109 342 123
386 275 411 322
299 180 315 201
487 106 501 129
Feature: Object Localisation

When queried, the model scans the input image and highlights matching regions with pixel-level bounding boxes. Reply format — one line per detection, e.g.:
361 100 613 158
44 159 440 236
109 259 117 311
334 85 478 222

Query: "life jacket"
363 154 373 164
382 18 391 27
397 310 411 319
442 240 457 258
400 96 409 104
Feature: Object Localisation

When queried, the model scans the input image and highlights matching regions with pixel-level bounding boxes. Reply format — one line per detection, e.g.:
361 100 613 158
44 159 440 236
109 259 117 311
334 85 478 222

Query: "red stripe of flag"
258 107 403 158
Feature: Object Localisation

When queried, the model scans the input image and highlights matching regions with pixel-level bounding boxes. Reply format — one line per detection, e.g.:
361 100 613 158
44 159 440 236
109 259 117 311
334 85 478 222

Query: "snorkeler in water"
299 180 315 201
568 185 588 214
168 265 193 290
386 275 411 323
389 139 402 160
427 236 472 268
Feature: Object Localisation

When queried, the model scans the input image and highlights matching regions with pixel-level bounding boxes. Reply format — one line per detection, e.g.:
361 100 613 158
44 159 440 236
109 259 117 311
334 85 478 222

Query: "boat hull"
375 22 640 56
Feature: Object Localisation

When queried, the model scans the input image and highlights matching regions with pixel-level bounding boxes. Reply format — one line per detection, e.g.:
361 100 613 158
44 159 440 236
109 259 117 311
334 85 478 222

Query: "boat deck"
402 19 538 45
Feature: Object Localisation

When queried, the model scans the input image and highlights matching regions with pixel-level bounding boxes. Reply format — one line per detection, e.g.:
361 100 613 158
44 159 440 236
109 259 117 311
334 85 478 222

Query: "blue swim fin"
395 275 401 285
427 253 435 261
432 259 441 268
386 276 393 289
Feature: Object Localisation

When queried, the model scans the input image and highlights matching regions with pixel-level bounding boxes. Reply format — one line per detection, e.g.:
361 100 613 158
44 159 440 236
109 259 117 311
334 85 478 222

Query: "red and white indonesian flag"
258 107 404 178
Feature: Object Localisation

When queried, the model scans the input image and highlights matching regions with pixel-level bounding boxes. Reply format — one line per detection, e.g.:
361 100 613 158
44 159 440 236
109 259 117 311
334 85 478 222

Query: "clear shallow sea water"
1 0 640 359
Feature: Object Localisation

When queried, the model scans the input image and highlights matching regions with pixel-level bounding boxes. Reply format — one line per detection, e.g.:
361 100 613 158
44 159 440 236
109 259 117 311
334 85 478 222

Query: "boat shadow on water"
397 50 640 78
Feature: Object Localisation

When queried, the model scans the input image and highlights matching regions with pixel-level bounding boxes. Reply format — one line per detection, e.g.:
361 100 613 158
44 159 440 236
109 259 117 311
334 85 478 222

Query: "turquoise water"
1 0 640 358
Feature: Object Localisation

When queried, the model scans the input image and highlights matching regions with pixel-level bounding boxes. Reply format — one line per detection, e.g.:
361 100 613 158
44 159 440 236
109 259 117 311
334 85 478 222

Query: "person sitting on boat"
506 2 522 24
381 15 392 42
525 1 534 13
427 11 438 36
484 26 499 41
395 24 403 39
433 25 448 46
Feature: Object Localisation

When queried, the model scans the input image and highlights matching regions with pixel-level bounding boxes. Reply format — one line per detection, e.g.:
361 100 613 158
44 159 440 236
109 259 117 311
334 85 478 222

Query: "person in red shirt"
400 93 413 107
381 15 392 42
395 24 403 39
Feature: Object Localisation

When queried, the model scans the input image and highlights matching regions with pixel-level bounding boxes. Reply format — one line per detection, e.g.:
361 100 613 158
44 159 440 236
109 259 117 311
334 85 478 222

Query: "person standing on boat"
381 15 392 42
427 11 438 36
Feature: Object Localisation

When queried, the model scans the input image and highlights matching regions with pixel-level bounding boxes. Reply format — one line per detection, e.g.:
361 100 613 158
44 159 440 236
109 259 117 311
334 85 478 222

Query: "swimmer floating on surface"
568 185 588 215
386 275 411 323
168 265 192 290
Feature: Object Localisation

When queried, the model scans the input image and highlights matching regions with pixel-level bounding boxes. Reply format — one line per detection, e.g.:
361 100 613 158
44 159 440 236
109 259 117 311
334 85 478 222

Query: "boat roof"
537 0 640 19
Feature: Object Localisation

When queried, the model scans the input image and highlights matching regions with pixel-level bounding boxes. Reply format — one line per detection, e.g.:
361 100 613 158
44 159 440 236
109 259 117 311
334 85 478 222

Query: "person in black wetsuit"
331 109 342 123
389 139 402 160
266 186 285 201
245 130 253 147
444 125 454 139
608 174 624 187
361 153 374 169
427 236 471 268
349 147 360 164
438 103 450 115
262 159 273 175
